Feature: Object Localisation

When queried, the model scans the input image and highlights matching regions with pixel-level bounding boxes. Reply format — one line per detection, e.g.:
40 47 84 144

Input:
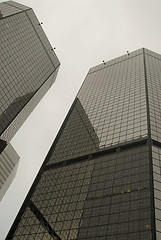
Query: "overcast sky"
1 0 161 238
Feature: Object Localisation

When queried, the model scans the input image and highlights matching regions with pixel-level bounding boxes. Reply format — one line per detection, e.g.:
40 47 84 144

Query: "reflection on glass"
0 92 34 135
47 98 100 164
8 48 161 240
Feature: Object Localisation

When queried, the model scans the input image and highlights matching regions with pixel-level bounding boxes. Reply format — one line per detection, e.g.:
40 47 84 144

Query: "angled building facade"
7 49 161 239
0 1 60 152
0 1 60 200
0 143 20 201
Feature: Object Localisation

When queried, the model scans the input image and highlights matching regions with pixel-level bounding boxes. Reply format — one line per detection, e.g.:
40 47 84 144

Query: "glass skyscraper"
0 1 60 152
6 48 161 239
0 1 60 201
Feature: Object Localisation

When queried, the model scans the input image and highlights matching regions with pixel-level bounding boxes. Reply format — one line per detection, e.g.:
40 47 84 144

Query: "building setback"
0 1 60 200
6 48 161 239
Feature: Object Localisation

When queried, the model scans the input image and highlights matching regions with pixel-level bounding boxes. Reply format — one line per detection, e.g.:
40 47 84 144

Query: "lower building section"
7 141 155 239
152 145 161 239
0 143 19 201
78 145 151 240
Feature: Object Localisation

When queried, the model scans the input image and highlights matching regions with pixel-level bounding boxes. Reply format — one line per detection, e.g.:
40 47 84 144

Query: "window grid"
12 145 151 239
0 6 59 142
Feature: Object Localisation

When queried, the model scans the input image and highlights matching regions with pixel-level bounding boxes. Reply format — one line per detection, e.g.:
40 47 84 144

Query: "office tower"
0 1 60 152
6 48 161 239
0 1 60 199
0 144 20 201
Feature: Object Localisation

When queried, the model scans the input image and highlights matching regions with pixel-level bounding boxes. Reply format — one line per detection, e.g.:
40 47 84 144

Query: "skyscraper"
0 1 60 152
0 1 60 200
0 143 19 201
6 48 161 239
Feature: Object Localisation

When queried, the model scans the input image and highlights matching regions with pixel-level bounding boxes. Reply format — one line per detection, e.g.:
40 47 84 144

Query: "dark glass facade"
0 1 60 151
6 48 161 239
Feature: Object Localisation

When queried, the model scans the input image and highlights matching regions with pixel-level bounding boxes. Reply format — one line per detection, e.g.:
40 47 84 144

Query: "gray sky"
1 0 161 238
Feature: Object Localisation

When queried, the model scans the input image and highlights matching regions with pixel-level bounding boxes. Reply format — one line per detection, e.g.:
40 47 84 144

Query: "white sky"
1 0 161 238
